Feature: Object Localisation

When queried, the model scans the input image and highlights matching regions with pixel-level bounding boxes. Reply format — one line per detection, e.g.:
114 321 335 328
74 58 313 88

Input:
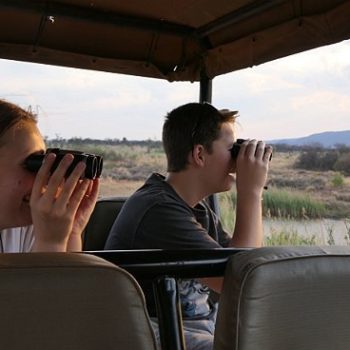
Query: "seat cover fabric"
0 252 157 350
83 197 127 250
214 246 350 350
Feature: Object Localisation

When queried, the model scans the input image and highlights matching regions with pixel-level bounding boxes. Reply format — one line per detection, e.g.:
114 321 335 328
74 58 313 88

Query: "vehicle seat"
214 246 350 350
0 252 157 350
83 196 127 250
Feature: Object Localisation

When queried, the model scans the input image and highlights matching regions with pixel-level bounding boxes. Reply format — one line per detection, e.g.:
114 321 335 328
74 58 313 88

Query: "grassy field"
47 139 350 221
266 152 350 218
95 147 350 219
53 140 349 246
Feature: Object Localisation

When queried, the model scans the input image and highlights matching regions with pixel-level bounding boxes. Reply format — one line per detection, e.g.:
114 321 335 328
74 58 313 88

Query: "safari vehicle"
1 1 350 350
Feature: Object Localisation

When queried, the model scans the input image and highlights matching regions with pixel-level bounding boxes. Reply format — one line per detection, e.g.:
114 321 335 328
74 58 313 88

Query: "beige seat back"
214 246 350 350
0 252 157 350
83 196 127 250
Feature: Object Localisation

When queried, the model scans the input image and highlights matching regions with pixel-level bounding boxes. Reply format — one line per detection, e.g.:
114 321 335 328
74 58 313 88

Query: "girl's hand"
66 177 100 251
30 153 99 252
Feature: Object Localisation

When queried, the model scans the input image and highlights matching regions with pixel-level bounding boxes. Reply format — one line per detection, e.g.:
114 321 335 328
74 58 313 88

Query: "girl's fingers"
67 179 91 212
42 154 76 200
31 153 57 201
63 179 99 224
89 178 100 200
53 161 87 207
84 178 100 206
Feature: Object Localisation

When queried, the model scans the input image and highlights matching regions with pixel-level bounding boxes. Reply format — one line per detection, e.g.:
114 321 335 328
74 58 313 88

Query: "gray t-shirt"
105 173 230 319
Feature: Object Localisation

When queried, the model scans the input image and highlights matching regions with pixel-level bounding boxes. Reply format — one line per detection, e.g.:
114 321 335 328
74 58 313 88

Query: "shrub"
331 173 344 187
334 153 350 175
295 149 338 171
295 147 350 173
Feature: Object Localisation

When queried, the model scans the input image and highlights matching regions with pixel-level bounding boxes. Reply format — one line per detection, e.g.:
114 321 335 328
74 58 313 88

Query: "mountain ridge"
269 130 350 147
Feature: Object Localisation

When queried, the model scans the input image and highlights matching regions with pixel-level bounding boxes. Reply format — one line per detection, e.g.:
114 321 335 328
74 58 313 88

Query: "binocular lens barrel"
24 148 103 180
84 155 98 179
95 156 103 178
230 139 245 159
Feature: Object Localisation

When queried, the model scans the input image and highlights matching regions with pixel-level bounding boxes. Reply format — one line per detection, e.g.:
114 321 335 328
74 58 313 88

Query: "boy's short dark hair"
162 102 237 172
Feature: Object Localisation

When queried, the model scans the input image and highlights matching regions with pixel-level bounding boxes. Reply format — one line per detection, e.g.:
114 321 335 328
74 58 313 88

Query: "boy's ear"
189 144 205 167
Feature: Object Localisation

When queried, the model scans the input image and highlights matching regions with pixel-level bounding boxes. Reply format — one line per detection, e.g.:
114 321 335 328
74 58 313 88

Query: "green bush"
331 173 344 187
295 146 350 173
334 153 350 175
295 149 338 170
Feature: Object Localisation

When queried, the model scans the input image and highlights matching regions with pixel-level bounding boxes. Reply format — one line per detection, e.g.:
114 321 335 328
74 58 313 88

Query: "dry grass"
99 177 143 197
269 152 299 171
97 150 350 217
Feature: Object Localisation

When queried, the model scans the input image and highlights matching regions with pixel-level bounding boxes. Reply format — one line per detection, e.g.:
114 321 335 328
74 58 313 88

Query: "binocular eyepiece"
24 148 103 180
231 139 272 160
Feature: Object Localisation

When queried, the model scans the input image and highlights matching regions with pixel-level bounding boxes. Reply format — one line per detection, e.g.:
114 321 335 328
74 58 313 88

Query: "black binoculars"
231 139 272 160
24 148 103 180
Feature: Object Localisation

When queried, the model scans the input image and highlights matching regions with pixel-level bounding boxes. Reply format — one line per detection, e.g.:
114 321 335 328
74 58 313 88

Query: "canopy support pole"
199 72 221 215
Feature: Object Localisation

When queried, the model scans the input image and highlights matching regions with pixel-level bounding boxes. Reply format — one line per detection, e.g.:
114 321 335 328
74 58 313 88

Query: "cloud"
211 40 350 140
1 39 349 140
291 90 350 112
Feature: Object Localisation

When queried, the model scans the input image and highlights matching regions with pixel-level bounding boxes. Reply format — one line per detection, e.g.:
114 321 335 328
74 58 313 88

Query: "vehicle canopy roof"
1 0 350 81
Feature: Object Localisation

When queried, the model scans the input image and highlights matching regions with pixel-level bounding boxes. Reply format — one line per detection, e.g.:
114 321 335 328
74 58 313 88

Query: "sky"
0 39 349 141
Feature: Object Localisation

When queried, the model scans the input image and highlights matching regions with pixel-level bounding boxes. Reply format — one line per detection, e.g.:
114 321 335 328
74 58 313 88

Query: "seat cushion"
214 246 350 350
0 252 157 350
83 197 127 250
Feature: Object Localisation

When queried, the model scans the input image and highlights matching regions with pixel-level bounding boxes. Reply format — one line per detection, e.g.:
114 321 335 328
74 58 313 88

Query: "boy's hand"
235 139 273 196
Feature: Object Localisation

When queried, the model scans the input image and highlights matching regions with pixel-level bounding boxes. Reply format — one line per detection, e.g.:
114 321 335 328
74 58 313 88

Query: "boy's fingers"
254 141 266 158
263 146 273 161
244 140 258 157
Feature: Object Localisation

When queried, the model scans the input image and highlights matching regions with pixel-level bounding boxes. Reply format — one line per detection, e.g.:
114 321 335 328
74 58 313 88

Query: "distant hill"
269 130 350 147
